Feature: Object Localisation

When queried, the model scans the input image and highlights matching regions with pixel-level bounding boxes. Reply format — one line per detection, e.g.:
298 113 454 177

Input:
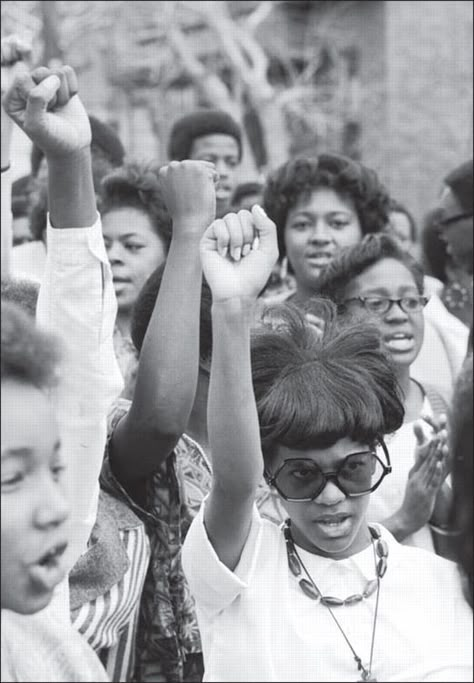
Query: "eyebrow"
1 440 61 460
291 210 352 219
360 286 419 296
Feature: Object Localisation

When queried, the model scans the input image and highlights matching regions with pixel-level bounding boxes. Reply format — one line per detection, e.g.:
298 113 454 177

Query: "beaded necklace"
283 520 388 682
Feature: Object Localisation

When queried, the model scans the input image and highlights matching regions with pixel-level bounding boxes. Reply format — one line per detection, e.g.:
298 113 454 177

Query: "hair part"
263 154 390 261
250 303 404 466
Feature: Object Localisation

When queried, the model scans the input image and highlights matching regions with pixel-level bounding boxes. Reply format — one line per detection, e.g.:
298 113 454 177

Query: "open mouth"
313 514 352 536
305 252 333 266
29 542 68 591
384 332 414 352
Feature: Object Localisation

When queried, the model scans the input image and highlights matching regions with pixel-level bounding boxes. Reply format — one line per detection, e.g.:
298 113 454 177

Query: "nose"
314 478 346 505
34 478 70 530
308 220 331 244
215 159 229 182
384 300 409 323
106 241 125 265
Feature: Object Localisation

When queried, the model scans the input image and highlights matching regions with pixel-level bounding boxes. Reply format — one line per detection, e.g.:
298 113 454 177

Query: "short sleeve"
181 497 263 619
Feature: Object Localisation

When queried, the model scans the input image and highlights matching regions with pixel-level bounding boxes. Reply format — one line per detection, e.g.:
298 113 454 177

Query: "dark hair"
98 161 172 248
421 208 449 283
263 154 390 261
1 301 60 389
167 109 242 162
449 354 473 605
314 233 425 306
388 200 417 242
230 182 264 209
131 264 212 366
1 277 40 318
250 303 404 464
444 159 473 214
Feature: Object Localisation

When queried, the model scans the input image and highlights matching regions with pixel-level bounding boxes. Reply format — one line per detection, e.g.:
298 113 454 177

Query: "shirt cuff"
45 212 109 267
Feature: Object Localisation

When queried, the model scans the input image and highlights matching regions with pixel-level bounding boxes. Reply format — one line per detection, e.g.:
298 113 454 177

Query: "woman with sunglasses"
182 209 472 682
315 234 453 557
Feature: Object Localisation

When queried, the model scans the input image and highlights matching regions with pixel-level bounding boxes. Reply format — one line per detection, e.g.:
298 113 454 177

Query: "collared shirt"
182 500 473 682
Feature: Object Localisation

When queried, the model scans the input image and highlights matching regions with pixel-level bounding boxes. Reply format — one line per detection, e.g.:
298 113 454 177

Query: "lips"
314 513 351 524
383 332 415 353
305 252 333 267
29 542 68 591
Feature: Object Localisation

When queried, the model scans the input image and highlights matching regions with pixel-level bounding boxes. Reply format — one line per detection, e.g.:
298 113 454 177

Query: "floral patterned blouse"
100 398 286 682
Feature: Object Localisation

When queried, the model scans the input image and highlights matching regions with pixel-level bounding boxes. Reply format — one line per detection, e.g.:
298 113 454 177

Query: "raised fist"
3 64 91 158
158 160 217 233
200 206 279 302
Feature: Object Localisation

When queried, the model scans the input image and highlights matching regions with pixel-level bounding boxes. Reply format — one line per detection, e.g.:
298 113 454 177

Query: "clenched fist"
200 206 279 303
3 64 91 158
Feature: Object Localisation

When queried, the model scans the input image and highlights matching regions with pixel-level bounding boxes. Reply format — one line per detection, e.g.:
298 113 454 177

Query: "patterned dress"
100 399 286 682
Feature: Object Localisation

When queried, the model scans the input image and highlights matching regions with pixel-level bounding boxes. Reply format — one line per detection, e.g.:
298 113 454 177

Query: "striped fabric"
72 526 150 682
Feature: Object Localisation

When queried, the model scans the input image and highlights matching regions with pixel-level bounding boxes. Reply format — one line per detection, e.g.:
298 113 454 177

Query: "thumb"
413 422 426 447
251 205 278 254
26 74 60 118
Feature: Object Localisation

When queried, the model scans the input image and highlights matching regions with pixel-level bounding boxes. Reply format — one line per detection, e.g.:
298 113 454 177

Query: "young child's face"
1 380 70 614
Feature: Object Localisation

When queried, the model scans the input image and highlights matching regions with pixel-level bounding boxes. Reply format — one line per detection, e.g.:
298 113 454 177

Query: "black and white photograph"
1 1 472 681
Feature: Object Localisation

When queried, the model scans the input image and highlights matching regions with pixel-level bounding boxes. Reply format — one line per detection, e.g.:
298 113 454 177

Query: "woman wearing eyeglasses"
316 233 453 556
182 209 472 682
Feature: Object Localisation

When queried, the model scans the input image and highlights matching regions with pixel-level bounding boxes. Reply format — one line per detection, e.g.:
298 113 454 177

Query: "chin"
4 590 52 615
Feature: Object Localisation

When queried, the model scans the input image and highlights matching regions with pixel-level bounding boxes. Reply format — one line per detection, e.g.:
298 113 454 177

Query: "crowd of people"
1 35 473 683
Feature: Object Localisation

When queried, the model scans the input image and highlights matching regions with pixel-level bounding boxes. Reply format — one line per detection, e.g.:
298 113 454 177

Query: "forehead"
288 188 356 218
1 381 59 460
190 134 239 158
273 437 369 469
345 257 418 295
437 186 464 222
101 207 155 238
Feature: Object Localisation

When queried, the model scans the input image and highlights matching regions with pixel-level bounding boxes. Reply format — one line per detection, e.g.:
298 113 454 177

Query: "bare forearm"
116 231 204 480
209 298 263 494
47 147 96 229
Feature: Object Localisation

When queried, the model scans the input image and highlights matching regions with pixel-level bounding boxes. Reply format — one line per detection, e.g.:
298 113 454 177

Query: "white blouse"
182 500 473 682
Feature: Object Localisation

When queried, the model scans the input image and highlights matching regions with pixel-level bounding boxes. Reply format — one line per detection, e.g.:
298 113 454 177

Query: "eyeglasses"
344 295 429 315
439 212 473 227
265 443 392 502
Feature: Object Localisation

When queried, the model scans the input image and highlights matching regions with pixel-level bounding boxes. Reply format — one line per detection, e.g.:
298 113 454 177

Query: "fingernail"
221 247 228 259
253 205 267 217
242 244 251 257
252 236 260 251
232 247 241 262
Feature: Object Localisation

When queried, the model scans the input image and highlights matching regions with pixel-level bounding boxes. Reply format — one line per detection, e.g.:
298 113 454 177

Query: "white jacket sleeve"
1 166 13 276
36 214 123 575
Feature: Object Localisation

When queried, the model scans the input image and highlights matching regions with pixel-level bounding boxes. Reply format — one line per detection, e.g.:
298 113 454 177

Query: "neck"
295 279 318 302
186 372 210 455
115 310 132 338
395 364 411 398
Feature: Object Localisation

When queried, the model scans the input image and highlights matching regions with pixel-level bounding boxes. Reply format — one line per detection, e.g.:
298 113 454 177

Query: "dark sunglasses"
265 441 392 502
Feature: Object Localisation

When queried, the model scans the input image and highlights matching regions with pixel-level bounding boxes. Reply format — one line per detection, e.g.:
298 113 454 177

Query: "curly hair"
314 233 425 306
1 277 40 319
98 161 172 249
250 303 404 465
131 263 212 367
263 154 390 261
1 301 60 389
